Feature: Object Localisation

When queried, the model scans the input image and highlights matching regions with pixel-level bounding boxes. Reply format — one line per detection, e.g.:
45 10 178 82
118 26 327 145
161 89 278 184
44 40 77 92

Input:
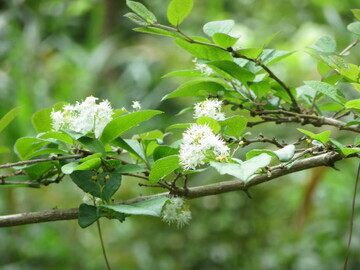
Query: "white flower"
193 99 225 121
131 101 141 111
161 197 191 228
193 58 214 76
82 193 102 205
51 96 113 138
179 124 230 170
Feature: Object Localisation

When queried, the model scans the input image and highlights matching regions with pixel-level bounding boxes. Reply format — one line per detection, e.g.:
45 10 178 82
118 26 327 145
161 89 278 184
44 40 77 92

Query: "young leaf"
309 35 337 54
0 107 22 134
162 80 225 100
134 27 183 39
206 60 255 84
112 137 146 162
347 22 360 35
304 81 344 104
273 145 295 162
126 1 157 24
222 116 247 138
212 33 238 48
149 155 180 184
153 146 179 161
345 99 360 110
260 49 295 66
210 153 272 182
351 9 360 21
32 102 66 133
124 12 150 26
236 48 263 59
61 158 101 174
100 110 163 144
78 204 99 228
174 39 233 61
167 0 193 26
100 196 170 217
297 128 331 145
196 117 221 133
203 20 234 37
162 70 206 78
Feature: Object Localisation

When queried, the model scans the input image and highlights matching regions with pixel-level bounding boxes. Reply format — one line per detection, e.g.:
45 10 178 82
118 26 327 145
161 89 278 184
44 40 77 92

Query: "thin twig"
96 219 112 270
343 162 360 270
340 40 360 56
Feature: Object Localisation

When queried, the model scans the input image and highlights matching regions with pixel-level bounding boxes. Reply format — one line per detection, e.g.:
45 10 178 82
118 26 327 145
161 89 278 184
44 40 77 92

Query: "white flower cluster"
194 99 225 121
179 124 230 170
82 193 102 205
161 197 191 228
193 58 214 76
51 96 113 138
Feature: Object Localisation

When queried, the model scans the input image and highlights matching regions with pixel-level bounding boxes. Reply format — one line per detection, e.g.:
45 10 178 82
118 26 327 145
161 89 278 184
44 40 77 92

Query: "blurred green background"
0 0 360 269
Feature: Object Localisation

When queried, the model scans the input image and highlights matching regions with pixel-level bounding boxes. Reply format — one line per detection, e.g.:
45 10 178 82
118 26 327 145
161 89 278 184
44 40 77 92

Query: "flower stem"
96 219 112 270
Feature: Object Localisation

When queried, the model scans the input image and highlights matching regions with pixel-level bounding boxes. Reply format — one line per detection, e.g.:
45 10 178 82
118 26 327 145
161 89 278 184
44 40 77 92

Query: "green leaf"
165 123 192 131
39 131 73 145
162 70 206 78
347 22 360 35
351 9 360 21
149 155 180 184
126 1 157 24
210 153 272 182
246 149 275 160
124 12 150 26
78 204 99 228
250 81 271 98
212 33 238 48
23 161 56 180
222 116 247 138
153 146 179 161
309 35 337 54
134 27 183 38
298 128 331 145
263 31 281 48
32 102 66 133
206 60 255 83
273 145 295 162
260 49 295 65
167 0 193 26
0 146 10 154
112 137 146 162
115 164 146 174
304 81 344 104
174 39 233 61
14 137 48 160
196 117 221 133
203 20 234 37
100 110 163 144
162 80 225 100
25 148 69 160
236 48 263 59
330 139 360 156
62 158 101 174
319 103 344 112
77 136 106 156
100 196 170 217
70 171 121 202
345 99 360 110
0 107 22 134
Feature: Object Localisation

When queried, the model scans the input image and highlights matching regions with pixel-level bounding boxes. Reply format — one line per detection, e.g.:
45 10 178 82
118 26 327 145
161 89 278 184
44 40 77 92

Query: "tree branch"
0 151 350 227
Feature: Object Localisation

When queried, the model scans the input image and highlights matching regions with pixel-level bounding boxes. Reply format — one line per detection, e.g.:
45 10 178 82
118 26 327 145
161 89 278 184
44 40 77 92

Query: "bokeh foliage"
0 0 359 269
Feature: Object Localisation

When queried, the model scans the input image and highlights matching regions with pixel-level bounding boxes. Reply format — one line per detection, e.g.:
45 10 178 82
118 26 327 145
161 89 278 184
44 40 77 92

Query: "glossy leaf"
304 81 344 104
126 1 157 24
153 146 179 161
134 27 183 38
222 116 247 138
196 117 221 133
206 60 255 83
174 39 233 61
203 20 234 37
124 12 150 26
100 110 163 144
149 155 180 184
298 128 331 145
32 102 66 133
212 33 238 48
167 0 193 26
347 22 360 35
77 136 106 156
78 204 99 228
345 99 360 110
0 107 22 134
236 48 263 59
100 196 170 217
162 80 225 100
